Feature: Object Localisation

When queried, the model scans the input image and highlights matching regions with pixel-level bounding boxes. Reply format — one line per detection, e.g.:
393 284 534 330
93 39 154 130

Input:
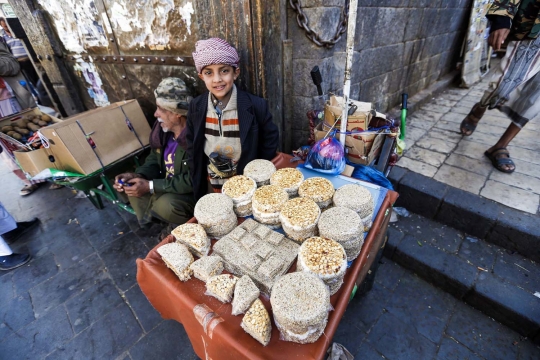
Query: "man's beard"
157 118 170 132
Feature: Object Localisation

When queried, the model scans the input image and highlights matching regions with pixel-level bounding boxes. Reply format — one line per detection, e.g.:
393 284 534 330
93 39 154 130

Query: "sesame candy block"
253 241 274 260
253 224 271 240
232 275 260 316
189 255 224 282
157 242 194 282
206 274 239 303
240 233 258 250
241 299 272 346
228 226 247 241
240 218 259 232
265 231 284 246
258 255 285 280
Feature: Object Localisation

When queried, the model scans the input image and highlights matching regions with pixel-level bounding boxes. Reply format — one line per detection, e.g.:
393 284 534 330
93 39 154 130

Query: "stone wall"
288 0 472 149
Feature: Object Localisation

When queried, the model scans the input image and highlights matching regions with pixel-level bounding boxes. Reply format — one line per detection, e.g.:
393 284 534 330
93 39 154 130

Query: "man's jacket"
135 129 193 195
488 0 540 39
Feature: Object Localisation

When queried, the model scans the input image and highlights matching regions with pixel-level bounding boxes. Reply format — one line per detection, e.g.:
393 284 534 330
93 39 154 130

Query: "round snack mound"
252 185 289 213
318 207 363 243
280 197 320 228
244 159 276 186
333 184 374 219
195 193 234 222
298 177 335 207
298 237 346 275
270 168 304 195
222 175 257 202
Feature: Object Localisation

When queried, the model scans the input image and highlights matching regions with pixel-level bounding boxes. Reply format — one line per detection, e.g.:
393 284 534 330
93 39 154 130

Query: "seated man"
114 78 195 229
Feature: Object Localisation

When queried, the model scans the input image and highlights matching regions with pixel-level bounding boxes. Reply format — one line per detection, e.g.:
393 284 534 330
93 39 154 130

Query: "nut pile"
206 274 239 303
189 255 223 282
298 177 335 210
171 223 210 258
241 298 272 346
232 275 260 316
252 185 289 228
318 207 365 261
270 272 330 344
157 242 194 282
194 193 237 238
279 197 321 243
222 175 257 217
243 159 276 187
270 168 304 197
297 237 347 295
333 184 374 232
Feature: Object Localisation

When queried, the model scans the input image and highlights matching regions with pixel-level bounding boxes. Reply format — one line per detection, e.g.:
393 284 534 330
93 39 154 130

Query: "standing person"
459 0 540 173
113 78 195 229
0 202 34 271
186 38 279 202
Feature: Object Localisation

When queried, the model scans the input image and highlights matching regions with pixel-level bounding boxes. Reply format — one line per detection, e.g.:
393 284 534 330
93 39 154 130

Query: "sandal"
19 184 39 196
460 103 487 136
48 183 64 190
484 148 515 173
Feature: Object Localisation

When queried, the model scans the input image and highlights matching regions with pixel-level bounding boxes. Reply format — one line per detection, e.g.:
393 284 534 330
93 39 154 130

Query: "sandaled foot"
460 103 487 136
19 184 39 196
484 148 515 173
48 183 63 190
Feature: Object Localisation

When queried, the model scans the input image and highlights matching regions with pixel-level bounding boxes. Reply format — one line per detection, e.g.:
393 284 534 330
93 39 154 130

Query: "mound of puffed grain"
297 236 347 295
244 159 276 187
270 168 304 197
157 242 194 282
252 185 289 228
298 177 335 210
317 206 364 261
270 272 330 344
333 184 374 231
206 274 239 303
189 255 223 282
279 197 321 243
241 298 272 346
194 193 237 238
222 175 257 217
232 275 260 316
171 223 210 258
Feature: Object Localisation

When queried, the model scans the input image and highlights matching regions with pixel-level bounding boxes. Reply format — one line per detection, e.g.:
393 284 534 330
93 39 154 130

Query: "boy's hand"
123 178 151 197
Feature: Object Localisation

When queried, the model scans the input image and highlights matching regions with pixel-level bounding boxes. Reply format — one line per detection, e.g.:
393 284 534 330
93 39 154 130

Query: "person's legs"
128 193 154 228
150 193 195 226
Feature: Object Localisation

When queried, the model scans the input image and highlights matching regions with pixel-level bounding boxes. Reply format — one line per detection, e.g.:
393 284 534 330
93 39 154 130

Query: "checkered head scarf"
192 38 240 73
154 77 193 115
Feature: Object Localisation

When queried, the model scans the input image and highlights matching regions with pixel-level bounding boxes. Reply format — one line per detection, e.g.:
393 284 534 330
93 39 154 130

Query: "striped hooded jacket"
488 0 540 39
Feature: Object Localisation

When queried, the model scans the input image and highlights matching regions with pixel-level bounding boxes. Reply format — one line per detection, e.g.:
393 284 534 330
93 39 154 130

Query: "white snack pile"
318 206 365 261
222 175 257 217
298 177 335 210
171 223 210 257
241 298 272 346
333 184 374 229
244 159 276 187
279 197 321 243
194 193 237 237
270 168 304 197
157 242 194 282
206 274 239 303
232 275 260 316
189 255 223 282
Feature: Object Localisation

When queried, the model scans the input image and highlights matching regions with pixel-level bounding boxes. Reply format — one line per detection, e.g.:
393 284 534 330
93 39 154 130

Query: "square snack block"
250 270 275 296
253 241 274 260
265 231 284 246
229 226 247 241
189 255 223 282
258 255 286 280
239 251 263 272
241 233 258 250
240 218 259 232
253 224 271 240
274 238 300 265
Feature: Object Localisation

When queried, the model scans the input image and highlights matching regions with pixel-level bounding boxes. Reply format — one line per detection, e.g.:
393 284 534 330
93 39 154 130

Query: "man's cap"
154 77 193 115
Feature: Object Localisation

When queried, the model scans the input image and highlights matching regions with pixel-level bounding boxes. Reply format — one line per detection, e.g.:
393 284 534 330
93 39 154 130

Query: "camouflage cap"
154 77 193 115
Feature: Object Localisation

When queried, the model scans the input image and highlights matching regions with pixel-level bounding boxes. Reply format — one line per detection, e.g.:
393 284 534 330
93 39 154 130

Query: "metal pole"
340 0 358 146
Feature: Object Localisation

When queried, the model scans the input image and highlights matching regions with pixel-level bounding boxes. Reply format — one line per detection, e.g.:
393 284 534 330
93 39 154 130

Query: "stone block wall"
288 0 472 149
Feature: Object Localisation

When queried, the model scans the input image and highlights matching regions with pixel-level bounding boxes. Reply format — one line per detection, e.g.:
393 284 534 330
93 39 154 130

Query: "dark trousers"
129 192 195 226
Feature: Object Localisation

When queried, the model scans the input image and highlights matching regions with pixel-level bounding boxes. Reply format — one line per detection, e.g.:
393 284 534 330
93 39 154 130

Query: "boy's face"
198 64 240 100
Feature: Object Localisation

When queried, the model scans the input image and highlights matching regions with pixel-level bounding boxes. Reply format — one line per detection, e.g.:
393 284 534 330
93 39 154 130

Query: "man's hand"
113 172 140 192
123 178 151 198
488 28 510 51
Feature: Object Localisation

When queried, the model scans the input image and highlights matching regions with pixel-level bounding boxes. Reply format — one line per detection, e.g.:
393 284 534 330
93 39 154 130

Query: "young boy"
186 38 279 202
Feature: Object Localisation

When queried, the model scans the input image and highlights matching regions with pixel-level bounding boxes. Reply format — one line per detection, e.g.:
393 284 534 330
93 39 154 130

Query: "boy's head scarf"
192 38 239 73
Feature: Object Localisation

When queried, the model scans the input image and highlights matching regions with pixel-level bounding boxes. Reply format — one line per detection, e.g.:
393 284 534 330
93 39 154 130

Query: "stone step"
389 167 540 262
385 212 540 344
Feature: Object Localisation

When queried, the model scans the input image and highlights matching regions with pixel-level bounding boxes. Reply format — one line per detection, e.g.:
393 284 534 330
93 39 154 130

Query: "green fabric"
135 142 193 195
129 192 195 225
489 0 540 39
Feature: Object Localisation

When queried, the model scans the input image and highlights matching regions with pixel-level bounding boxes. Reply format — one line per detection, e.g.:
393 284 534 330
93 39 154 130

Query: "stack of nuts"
298 177 335 210
241 298 272 346
1 114 53 143
252 185 289 228
279 197 321 243
222 175 257 217
205 274 239 303
297 236 347 295
270 168 304 197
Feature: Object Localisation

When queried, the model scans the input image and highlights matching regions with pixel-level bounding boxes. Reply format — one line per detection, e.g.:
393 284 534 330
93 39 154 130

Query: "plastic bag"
346 160 394 190
304 135 346 175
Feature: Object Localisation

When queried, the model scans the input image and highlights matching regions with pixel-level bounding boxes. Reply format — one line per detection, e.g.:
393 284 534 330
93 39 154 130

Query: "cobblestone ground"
1 161 539 359
397 65 540 215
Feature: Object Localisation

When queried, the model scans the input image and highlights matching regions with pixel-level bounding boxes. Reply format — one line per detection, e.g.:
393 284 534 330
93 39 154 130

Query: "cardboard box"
39 100 151 175
324 95 374 132
14 147 60 177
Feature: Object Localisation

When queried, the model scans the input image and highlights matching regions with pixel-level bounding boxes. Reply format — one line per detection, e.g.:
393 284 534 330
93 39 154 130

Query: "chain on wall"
289 0 349 48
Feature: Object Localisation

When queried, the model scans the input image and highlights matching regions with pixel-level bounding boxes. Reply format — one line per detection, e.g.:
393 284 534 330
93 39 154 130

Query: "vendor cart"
136 153 398 360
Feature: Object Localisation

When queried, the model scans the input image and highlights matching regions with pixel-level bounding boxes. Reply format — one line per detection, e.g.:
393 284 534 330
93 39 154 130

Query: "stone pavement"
397 66 540 215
